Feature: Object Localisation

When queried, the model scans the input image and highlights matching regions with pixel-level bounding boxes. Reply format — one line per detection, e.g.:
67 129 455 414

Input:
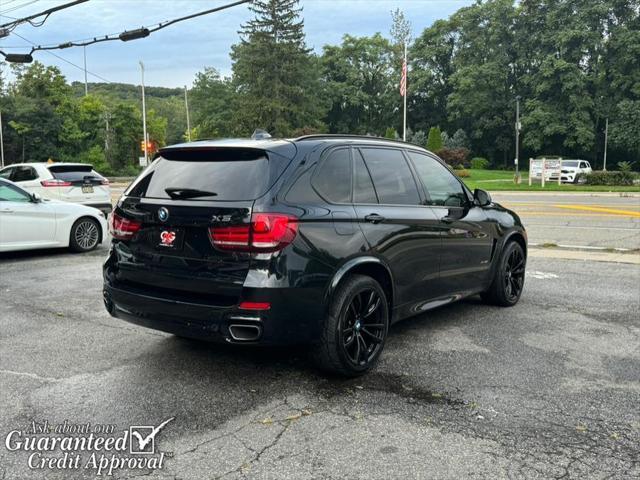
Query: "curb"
491 191 640 197
529 246 640 265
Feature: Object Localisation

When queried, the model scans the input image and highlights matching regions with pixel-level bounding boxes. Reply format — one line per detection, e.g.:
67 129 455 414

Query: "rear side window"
360 148 420 205
127 148 289 201
353 150 377 204
12 166 37 182
313 148 351 203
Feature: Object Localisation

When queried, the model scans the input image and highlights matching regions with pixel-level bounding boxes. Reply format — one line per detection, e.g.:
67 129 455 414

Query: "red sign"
160 230 176 246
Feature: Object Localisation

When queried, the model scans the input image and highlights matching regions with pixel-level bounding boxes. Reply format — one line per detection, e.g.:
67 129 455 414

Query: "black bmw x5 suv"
103 135 526 376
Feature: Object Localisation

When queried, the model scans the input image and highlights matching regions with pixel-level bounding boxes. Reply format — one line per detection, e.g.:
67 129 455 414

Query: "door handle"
364 213 385 224
0 208 14 214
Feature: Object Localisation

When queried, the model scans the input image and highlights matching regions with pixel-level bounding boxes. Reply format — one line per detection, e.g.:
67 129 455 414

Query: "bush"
384 127 398 140
585 170 635 186
471 157 490 169
435 147 470 168
455 169 470 178
617 161 634 172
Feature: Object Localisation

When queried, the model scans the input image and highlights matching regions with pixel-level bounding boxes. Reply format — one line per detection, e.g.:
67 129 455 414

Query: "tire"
312 274 389 377
69 217 101 253
481 241 526 307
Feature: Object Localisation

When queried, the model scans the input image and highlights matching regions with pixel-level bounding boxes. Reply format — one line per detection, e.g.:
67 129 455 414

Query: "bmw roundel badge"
158 207 169 222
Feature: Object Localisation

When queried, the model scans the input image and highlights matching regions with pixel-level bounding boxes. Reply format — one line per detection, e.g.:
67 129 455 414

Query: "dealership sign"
529 158 562 187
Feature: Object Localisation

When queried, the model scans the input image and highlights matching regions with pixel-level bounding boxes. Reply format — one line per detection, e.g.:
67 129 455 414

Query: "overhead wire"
12 30 112 83
30 0 251 52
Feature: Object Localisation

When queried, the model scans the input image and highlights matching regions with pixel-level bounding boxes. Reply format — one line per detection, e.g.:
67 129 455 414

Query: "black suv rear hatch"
110 145 294 305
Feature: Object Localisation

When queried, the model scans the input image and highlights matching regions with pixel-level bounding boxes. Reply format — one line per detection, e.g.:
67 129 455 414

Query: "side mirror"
30 192 42 203
473 188 492 207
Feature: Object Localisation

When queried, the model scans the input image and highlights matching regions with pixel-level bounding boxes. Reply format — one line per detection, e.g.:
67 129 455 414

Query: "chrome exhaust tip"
228 324 262 342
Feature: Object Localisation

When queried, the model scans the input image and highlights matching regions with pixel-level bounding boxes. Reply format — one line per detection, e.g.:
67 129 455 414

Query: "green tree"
231 0 324 136
322 34 395 134
426 126 443 151
190 68 234 139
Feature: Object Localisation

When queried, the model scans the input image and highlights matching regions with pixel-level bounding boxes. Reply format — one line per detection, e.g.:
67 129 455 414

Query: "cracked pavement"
0 245 639 479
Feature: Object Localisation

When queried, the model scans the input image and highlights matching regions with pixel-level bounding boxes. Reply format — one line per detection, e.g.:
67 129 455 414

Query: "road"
110 187 640 250
493 192 640 250
1 246 638 479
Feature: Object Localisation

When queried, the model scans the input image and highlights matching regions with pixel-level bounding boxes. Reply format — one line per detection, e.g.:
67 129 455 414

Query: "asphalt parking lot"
1 243 639 479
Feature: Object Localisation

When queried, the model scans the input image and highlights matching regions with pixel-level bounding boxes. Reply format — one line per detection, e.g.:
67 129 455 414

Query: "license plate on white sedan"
82 186 94 194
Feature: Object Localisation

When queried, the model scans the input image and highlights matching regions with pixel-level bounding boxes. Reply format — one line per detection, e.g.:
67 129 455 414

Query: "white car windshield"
562 161 579 167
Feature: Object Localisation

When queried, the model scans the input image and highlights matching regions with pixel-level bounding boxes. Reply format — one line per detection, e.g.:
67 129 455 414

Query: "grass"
459 169 640 192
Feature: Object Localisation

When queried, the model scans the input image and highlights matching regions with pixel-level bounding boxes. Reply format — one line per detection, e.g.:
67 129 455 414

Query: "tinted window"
313 148 351 203
0 167 13 180
580 162 588 168
50 165 102 182
408 152 467 207
285 167 321 203
12 166 37 182
360 148 420 205
353 150 377 204
127 150 288 201
0 182 30 202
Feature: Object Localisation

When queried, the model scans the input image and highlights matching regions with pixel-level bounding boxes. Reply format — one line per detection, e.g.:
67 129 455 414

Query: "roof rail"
293 134 415 146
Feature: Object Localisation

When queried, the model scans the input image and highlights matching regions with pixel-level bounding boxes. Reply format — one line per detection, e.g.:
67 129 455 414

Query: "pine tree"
230 0 325 136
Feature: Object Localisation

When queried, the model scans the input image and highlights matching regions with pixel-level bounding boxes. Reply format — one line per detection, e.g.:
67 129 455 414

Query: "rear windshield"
126 148 290 201
49 165 104 182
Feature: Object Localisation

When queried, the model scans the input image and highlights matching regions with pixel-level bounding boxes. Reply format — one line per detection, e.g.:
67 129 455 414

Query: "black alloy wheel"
341 288 386 367
313 274 389 376
481 241 526 307
503 245 525 302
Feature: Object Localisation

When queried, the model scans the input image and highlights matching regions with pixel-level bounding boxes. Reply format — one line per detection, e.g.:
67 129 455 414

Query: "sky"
0 0 474 88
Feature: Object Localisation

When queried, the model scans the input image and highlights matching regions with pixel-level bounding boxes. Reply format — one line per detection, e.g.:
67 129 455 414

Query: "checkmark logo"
129 417 175 455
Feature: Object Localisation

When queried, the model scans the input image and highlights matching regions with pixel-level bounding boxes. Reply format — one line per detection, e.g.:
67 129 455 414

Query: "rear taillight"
109 212 142 240
41 179 71 187
208 213 298 253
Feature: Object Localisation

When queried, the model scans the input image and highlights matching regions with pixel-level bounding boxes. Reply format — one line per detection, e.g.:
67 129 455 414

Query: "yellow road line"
552 205 640 217
515 212 640 218
503 201 640 210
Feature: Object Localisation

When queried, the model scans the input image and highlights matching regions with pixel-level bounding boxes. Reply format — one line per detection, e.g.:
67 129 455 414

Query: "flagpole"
402 42 407 141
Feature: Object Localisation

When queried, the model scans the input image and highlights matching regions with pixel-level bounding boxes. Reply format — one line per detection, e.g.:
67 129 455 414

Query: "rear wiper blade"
165 187 218 199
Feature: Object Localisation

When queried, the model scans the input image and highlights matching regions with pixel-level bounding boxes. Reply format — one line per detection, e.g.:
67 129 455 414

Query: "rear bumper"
103 279 324 346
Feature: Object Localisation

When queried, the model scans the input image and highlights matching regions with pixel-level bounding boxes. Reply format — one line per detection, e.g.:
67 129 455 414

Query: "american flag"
400 58 407 97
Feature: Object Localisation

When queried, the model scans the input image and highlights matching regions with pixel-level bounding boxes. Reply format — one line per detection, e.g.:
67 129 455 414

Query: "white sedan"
0 178 108 253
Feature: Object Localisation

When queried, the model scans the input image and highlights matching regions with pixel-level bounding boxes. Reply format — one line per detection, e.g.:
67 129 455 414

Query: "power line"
0 0 250 63
0 0 39 16
0 0 87 33
33 0 250 52
12 31 112 83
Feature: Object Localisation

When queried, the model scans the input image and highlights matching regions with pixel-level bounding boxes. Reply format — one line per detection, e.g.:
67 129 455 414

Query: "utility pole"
514 95 522 184
402 42 407 141
0 109 4 168
103 111 112 154
184 85 191 142
139 61 148 165
603 117 608 171
83 46 88 96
